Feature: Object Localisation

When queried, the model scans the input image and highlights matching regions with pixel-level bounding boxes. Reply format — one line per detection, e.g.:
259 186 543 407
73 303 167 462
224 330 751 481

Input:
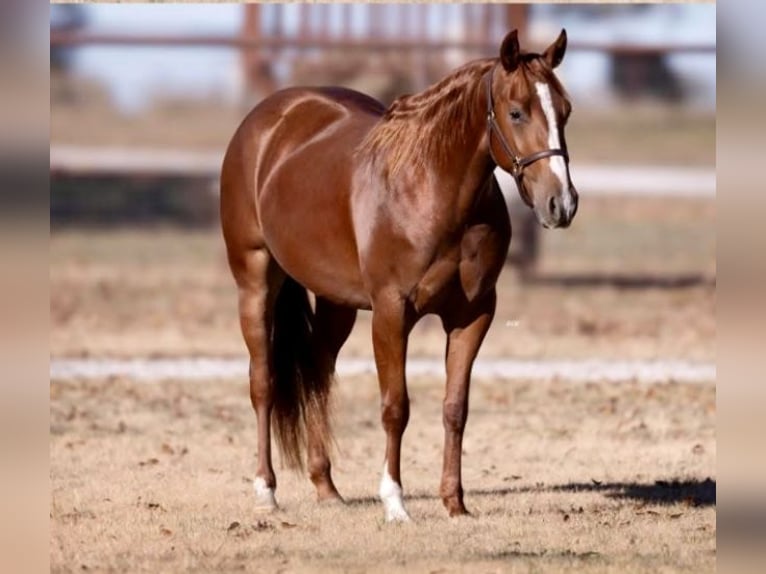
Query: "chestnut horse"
221 29 578 521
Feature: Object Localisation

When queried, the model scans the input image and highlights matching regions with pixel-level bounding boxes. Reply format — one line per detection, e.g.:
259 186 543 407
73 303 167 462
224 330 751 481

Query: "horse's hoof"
318 493 346 506
384 507 412 523
253 478 278 512
254 501 278 513
253 494 278 513
448 508 472 518
442 495 470 518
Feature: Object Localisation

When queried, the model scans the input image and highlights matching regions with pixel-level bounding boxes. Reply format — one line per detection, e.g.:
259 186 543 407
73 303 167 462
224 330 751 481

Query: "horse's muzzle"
542 186 578 229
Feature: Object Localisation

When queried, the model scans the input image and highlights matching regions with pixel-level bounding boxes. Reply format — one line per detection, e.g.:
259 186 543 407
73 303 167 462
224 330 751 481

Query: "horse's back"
223 86 383 202
221 86 385 307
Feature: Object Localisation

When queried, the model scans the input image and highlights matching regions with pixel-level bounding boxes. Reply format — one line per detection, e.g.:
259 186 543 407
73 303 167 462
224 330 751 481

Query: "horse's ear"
543 29 567 69
500 30 521 72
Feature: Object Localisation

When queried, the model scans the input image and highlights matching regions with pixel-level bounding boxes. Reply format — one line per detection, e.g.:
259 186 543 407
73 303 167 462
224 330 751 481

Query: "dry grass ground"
50 196 716 571
50 197 716 361
50 374 715 573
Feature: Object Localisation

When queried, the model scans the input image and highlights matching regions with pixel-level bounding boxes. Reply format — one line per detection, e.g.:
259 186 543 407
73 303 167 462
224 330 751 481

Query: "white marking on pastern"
253 476 277 510
379 463 411 522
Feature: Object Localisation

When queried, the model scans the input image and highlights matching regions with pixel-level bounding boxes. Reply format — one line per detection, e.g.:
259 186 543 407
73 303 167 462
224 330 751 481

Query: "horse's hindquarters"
248 90 381 309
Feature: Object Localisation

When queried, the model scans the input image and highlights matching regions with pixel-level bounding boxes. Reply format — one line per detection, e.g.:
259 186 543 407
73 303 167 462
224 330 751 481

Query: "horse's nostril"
548 196 558 218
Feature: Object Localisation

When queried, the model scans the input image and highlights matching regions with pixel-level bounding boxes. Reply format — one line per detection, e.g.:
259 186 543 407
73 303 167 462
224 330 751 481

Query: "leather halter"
484 66 568 184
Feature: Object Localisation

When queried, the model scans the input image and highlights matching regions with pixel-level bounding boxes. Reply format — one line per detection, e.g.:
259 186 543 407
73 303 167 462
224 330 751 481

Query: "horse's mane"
357 58 495 176
358 53 569 178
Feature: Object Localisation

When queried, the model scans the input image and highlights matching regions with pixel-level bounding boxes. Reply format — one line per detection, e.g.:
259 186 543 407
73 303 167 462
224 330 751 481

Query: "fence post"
506 4 529 44
241 4 275 99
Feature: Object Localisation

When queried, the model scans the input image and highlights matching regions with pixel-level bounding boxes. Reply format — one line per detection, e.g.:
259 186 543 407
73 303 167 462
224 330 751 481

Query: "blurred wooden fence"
49 4 714 228
50 144 715 198
50 3 714 97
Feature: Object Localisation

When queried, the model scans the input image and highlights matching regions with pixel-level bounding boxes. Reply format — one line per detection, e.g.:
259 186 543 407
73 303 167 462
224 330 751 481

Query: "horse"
220 29 578 522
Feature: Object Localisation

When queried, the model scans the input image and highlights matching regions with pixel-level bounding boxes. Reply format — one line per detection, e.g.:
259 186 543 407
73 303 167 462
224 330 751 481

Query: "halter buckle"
511 156 523 176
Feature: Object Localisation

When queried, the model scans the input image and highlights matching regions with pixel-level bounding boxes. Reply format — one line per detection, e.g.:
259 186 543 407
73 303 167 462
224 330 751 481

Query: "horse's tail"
271 276 333 470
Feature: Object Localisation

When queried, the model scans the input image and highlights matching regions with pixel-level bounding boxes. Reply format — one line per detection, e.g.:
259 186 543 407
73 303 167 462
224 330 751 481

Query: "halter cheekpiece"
484 66 568 183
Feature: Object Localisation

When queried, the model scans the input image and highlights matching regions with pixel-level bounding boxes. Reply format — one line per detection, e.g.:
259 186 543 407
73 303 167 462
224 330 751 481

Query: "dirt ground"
50 373 715 573
50 197 716 362
50 195 716 572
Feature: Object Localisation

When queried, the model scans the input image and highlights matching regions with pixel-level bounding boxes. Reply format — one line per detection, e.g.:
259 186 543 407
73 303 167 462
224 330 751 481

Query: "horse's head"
487 29 578 229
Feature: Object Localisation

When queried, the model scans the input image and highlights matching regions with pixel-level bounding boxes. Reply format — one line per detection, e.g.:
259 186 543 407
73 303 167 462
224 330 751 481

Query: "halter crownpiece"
484 66 568 182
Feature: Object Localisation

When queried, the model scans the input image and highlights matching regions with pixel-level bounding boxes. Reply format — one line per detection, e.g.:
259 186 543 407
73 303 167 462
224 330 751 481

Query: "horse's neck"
361 61 496 223
421 73 494 219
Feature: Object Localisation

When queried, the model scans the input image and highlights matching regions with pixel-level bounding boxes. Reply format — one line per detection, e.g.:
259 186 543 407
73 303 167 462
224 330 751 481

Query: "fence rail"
49 31 715 56
50 145 715 198
50 145 221 178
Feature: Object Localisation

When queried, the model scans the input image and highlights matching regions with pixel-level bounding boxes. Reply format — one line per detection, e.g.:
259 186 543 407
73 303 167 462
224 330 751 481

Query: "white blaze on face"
379 462 411 522
534 81 573 212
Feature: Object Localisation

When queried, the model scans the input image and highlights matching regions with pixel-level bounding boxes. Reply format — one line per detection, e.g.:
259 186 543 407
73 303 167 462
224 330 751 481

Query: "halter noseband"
484 66 568 183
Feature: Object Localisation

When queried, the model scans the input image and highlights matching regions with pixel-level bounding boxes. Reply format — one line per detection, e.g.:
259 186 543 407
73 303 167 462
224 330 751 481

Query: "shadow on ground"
527 272 715 290
546 477 716 506
346 478 716 508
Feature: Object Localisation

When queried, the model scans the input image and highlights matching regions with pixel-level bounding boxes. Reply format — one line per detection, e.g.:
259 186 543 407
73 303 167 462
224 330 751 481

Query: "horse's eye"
509 110 522 122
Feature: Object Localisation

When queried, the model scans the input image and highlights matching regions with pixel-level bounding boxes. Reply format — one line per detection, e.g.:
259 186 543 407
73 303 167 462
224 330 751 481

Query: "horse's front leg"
371 290 413 522
439 289 496 516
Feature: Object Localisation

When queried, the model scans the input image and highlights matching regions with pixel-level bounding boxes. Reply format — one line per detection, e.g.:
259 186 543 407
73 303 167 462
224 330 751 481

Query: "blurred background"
38 4 766 571
49 3 715 362
50 3 715 226
46 6 721 571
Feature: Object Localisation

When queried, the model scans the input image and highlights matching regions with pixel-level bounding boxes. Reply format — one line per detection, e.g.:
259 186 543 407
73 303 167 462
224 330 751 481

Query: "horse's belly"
259 155 370 309
274 238 370 309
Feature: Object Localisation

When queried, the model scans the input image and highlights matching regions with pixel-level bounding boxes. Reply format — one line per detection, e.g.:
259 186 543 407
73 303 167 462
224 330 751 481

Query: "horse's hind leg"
236 249 285 511
308 297 357 502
